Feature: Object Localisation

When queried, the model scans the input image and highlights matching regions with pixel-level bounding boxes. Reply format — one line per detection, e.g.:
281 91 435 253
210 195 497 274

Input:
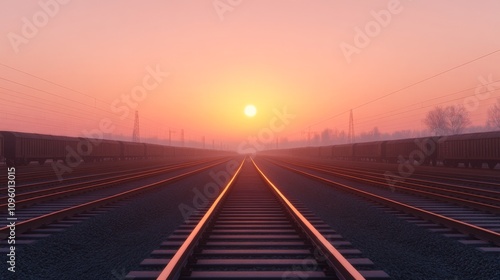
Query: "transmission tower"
181 129 184 147
348 109 355 143
169 129 176 146
132 110 140 142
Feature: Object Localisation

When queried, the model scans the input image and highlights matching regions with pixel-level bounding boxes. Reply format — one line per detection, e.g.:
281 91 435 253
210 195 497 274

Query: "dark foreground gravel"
255 158 500 280
1 159 240 280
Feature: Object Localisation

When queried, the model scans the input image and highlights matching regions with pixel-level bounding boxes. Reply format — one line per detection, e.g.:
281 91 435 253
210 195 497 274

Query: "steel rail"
251 158 365 280
0 157 222 193
267 160 500 246
286 158 500 198
270 158 500 214
0 158 224 209
0 160 231 238
156 159 245 280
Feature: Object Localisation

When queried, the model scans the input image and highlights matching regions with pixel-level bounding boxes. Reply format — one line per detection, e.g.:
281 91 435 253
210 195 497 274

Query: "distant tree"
423 105 471 135
446 105 471 134
391 130 412 139
487 99 500 129
311 133 320 145
423 106 449 135
371 127 381 140
338 130 347 143
320 129 333 143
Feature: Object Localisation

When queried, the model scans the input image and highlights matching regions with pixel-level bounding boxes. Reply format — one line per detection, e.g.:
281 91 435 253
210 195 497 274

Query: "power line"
355 79 500 123
0 62 99 103
289 48 500 136
0 63 180 131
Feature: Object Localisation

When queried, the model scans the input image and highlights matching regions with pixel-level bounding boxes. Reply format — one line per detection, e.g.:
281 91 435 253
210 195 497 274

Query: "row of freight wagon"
261 131 500 169
0 131 230 165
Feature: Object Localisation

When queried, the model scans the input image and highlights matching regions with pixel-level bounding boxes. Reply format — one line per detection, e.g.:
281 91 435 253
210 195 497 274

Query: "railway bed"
3 156 500 279
127 159 387 279
0 159 230 243
255 158 500 279
262 157 500 250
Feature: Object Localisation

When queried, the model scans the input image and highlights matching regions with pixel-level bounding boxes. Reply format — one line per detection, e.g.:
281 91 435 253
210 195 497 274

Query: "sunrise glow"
0 1 499 150
244 105 257 118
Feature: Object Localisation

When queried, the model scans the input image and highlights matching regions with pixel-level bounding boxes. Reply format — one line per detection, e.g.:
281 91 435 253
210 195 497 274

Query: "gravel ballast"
1 160 239 280
255 158 500 280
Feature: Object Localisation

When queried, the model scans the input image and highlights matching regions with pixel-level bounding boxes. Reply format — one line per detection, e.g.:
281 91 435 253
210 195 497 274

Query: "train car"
1 131 79 165
121 141 146 159
164 145 175 157
438 131 500 169
318 145 333 158
78 138 121 162
145 143 167 158
385 137 440 165
332 143 354 160
353 141 386 162
0 133 3 162
292 147 319 158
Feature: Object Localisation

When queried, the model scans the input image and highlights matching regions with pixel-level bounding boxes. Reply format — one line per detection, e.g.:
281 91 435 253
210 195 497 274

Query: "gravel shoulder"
0 160 239 280
255 158 500 280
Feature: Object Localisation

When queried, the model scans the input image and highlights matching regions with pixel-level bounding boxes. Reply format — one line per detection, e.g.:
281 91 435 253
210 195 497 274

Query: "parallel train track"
0 158 224 208
0 158 230 241
127 158 388 280
262 157 500 250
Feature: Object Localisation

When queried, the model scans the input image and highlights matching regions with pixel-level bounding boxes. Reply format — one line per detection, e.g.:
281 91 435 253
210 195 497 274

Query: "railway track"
310 157 500 185
0 158 203 186
262 157 500 250
127 158 388 280
0 157 226 209
270 158 500 210
0 158 232 241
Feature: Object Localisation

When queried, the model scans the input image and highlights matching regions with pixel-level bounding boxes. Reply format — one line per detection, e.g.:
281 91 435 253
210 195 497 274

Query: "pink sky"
1 0 500 150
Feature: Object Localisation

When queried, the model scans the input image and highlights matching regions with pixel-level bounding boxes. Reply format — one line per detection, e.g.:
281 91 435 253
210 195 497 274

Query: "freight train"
261 131 500 169
0 131 230 165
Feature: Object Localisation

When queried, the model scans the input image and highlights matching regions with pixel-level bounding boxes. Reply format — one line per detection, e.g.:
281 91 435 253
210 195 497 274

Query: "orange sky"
1 1 500 150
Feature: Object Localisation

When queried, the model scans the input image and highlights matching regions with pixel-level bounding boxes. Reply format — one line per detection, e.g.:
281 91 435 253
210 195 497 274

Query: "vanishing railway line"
262 157 500 250
2 154 500 279
300 158 500 189
0 157 224 207
0 159 191 186
268 158 500 208
0 158 231 239
126 158 388 280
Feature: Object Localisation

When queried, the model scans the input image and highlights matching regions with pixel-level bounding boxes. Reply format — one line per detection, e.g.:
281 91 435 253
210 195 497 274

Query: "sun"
244 104 257 117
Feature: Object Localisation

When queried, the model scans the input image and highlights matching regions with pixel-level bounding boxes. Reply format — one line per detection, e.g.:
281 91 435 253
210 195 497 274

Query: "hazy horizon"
1 0 500 151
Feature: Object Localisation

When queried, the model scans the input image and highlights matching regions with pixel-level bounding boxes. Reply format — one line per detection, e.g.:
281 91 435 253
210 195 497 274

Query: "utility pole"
132 110 140 142
181 129 184 147
348 109 355 143
308 127 311 146
169 129 176 146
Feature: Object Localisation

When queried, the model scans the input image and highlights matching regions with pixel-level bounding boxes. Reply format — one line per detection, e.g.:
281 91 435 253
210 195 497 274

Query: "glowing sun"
244 104 257 117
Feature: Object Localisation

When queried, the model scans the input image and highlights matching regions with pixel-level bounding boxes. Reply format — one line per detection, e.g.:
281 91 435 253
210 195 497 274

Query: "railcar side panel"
353 141 386 161
332 144 354 160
